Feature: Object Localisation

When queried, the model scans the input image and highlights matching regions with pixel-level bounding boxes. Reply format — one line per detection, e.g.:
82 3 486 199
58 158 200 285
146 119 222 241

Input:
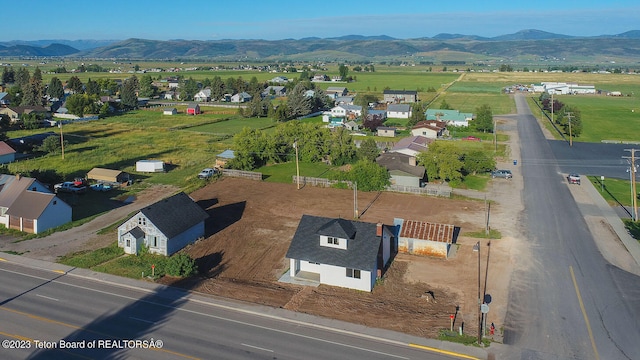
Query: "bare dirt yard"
158 176 516 339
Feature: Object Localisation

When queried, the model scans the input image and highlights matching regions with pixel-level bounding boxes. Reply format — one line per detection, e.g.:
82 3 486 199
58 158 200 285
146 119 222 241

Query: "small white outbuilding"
136 160 165 173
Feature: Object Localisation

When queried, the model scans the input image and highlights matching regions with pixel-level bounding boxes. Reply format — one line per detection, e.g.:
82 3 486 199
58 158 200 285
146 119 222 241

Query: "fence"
292 176 352 188
292 176 450 197
386 184 451 197
222 169 263 181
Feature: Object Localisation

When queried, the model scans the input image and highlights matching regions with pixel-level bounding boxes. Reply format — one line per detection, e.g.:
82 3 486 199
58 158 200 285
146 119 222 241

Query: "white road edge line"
241 343 274 352
129 316 155 324
36 294 59 301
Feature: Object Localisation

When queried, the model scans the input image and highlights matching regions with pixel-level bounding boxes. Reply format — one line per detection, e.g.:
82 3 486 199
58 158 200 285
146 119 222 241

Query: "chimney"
376 223 383 236
409 156 416 166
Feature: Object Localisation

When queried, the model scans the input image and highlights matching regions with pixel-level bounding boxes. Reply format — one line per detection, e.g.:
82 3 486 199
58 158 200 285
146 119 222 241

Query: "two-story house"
285 215 395 292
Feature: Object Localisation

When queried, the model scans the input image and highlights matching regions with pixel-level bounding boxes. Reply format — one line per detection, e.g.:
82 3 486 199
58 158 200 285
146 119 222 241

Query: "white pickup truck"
54 181 87 194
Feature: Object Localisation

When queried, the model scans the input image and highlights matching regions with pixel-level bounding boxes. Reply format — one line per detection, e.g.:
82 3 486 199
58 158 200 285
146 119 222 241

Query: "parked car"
54 182 87 194
198 168 217 179
90 183 112 192
491 169 513 179
567 173 581 185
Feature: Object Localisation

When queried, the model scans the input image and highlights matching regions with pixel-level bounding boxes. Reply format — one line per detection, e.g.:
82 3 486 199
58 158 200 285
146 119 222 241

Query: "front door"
124 236 137 254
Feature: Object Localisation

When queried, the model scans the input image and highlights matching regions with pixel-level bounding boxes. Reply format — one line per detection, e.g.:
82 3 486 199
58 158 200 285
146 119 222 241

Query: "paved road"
501 94 640 359
0 261 483 360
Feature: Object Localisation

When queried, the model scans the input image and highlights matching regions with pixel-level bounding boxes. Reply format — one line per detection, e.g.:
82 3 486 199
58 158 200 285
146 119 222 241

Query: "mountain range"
1 29 640 62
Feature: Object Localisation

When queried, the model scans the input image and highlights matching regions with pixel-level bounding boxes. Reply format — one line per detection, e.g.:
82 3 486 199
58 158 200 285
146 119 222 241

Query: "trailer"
136 160 165 173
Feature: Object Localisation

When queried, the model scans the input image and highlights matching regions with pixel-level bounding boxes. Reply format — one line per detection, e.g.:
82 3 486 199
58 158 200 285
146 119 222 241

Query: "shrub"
165 253 198 277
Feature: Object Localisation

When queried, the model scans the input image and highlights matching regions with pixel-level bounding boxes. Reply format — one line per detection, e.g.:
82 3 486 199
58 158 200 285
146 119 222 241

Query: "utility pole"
58 121 65 160
623 149 638 221
551 93 554 123
473 241 482 345
294 140 300 190
353 182 358 219
566 112 573 147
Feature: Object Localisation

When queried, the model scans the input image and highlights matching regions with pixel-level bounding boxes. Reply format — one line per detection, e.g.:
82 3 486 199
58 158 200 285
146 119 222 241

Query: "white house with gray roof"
285 215 394 292
117 192 209 256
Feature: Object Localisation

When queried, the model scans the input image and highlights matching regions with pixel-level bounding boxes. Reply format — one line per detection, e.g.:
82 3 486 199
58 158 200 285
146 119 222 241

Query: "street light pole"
473 241 482 345
58 121 65 160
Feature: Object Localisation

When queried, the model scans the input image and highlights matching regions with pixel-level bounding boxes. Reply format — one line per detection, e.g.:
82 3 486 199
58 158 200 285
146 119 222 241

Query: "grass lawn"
589 176 637 207
548 95 640 143
185 117 276 135
257 161 341 183
58 241 124 268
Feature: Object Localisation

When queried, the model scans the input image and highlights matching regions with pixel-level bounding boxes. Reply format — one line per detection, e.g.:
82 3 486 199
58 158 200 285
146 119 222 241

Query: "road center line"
569 266 600 360
36 294 59 301
241 343 274 352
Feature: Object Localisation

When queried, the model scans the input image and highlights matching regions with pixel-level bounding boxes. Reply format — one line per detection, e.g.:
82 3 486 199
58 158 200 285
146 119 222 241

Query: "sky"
2 1 639 41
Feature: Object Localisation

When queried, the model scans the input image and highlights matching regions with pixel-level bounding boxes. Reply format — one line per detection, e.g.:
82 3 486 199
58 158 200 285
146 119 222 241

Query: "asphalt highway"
501 94 640 360
0 262 480 360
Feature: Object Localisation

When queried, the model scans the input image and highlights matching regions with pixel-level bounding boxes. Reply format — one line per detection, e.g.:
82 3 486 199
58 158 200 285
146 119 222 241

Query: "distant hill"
0 39 117 50
491 29 575 41
4 29 640 62
0 43 79 56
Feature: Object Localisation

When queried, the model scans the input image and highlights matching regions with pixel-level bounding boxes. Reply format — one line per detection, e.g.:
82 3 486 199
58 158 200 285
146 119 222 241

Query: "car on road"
491 169 513 179
567 173 581 185
198 168 217 179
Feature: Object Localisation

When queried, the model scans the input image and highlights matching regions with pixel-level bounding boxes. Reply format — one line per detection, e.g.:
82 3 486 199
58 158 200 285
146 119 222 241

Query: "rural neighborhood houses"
376 152 426 188
386 104 412 119
285 215 394 292
411 121 446 139
163 107 177 115
390 135 432 157
0 141 16 164
425 109 473 127
117 192 209 256
0 174 72 234
383 90 418 103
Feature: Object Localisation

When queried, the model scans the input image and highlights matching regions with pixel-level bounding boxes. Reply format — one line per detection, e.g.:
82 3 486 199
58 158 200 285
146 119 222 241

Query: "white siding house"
285 215 394 292
117 192 209 256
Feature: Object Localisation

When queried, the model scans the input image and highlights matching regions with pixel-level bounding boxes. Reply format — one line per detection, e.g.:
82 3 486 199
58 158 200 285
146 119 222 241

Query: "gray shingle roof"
286 215 381 271
140 192 209 239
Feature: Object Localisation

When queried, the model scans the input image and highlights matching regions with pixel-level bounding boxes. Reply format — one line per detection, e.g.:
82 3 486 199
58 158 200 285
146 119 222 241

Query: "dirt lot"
157 176 516 339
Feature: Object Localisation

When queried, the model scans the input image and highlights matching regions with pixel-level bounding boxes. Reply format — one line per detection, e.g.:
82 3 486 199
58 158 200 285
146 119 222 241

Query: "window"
126 239 130 247
346 268 361 279
138 217 146 226
328 237 340 245
150 236 158 247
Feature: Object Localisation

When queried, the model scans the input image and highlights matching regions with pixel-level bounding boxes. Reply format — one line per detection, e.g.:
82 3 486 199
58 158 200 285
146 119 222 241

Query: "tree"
417 141 463 182
338 64 349 80
462 150 496 175
357 137 380 162
40 135 66 154
32 67 43 83
474 104 494 133
20 78 44 106
354 94 378 108
65 94 90 117
342 160 390 191
21 112 41 130
407 102 425 127
286 82 313 118
85 78 100 96
66 76 84 94
180 77 199 101
328 128 356 166
138 74 156 98
362 114 384 132
14 67 30 90
438 99 452 110
557 105 583 138
210 76 225 100
47 77 64 100
121 76 139 109
2 66 15 84
227 127 269 170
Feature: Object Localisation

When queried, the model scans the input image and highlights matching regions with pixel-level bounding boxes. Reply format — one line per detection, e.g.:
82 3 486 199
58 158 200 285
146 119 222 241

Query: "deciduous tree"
357 137 380 162
474 104 494 133
417 141 463 182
